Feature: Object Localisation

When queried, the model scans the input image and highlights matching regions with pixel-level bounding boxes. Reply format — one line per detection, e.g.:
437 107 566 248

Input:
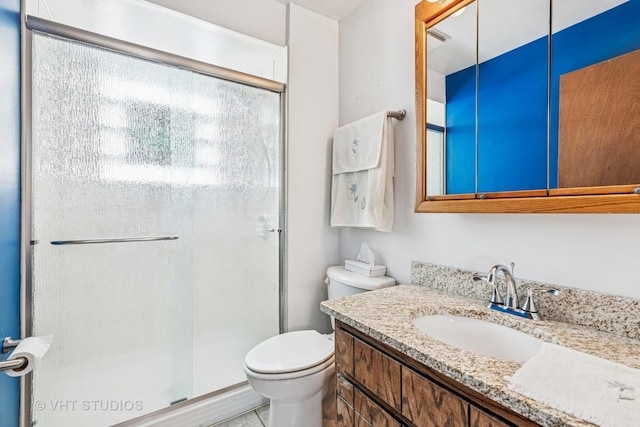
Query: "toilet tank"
326 266 395 300
325 266 395 331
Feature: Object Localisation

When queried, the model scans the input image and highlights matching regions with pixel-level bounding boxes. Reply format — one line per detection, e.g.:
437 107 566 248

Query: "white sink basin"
412 314 543 362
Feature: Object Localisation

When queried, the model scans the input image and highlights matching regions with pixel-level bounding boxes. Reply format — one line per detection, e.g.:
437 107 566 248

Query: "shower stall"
24 17 284 427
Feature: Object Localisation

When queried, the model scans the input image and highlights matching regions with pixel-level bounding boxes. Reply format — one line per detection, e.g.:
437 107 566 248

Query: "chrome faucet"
487 264 518 310
473 263 559 320
473 264 516 307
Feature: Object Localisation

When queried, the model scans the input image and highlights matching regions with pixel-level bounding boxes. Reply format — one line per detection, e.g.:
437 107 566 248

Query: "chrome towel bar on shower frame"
50 235 179 245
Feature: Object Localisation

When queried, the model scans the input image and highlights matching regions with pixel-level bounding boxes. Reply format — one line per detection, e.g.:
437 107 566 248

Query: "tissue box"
344 260 387 277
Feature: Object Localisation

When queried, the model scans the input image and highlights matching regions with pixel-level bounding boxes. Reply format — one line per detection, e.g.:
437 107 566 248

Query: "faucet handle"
521 287 560 320
472 273 487 282
473 273 504 305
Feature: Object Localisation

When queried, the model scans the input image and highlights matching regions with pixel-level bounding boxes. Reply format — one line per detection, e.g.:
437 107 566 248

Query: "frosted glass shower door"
29 32 282 427
189 71 282 397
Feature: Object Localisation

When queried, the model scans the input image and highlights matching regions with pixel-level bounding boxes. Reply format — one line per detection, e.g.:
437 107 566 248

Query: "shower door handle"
50 235 179 245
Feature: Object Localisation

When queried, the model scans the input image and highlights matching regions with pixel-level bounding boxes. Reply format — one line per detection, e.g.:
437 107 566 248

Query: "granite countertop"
320 284 640 427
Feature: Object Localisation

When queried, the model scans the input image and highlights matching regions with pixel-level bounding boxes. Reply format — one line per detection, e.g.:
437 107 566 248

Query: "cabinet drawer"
355 388 401 427
338 373 355 405
336 327 354 376
337 396 356 427
470 405 512 427
402 367 469 427
354 338 402 411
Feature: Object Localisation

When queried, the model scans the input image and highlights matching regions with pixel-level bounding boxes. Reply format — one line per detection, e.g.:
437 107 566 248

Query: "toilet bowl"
244 330 335 427
244 266 395 427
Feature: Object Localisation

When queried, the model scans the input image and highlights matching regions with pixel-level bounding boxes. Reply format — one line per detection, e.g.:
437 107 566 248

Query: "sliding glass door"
28 31 282 426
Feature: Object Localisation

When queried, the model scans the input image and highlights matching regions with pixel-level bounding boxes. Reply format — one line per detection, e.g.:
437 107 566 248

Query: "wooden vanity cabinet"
334 321 537 427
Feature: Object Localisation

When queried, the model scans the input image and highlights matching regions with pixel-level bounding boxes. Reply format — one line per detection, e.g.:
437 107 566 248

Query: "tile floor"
211 404 269 427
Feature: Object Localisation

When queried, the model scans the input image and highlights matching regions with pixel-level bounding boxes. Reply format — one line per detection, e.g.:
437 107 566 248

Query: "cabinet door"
354 338 402 411
355 389 401 427
470 405 512 427
402 367 469 427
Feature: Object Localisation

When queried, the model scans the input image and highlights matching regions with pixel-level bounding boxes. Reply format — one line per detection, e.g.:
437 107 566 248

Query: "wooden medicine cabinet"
415 0 640 213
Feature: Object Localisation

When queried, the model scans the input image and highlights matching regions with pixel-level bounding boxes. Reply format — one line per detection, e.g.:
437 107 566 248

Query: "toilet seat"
244 330 334 374
244 354 335 381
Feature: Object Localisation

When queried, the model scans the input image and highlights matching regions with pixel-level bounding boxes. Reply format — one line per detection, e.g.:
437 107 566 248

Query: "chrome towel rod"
50 235 179 245
387 109 406 120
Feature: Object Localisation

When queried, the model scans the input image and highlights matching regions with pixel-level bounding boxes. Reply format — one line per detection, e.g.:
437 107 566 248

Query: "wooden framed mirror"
415 0 640 213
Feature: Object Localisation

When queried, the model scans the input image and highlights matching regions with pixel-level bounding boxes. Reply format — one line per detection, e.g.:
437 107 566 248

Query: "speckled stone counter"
321 282 640 427
411 261 640 340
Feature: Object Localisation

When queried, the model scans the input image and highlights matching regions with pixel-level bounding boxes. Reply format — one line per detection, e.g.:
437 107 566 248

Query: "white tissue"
4 335 53 377
356 243 375 266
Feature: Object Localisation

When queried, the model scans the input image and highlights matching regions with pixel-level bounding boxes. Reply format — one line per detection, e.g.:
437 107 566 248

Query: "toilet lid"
245 330 334 374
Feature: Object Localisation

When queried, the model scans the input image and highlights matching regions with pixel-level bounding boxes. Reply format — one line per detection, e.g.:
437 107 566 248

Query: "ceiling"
271 0 366 20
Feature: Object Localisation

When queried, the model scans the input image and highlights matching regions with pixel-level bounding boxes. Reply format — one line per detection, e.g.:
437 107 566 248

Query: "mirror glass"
426 1 477 196
425 0 640 197
477 0 548 194
551 0 640 189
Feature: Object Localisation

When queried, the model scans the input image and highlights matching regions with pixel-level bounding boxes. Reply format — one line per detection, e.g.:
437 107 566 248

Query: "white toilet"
244 266 395 427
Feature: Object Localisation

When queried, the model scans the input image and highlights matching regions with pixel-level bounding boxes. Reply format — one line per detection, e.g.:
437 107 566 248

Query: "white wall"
338 0 640 300
145 0 287 46
286 4 340 332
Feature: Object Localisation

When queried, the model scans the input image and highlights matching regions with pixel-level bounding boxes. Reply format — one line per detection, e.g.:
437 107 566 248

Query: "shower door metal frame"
21 15 287 427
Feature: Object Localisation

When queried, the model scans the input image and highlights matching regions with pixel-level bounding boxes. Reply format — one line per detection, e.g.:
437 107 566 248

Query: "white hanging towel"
331 111 394 232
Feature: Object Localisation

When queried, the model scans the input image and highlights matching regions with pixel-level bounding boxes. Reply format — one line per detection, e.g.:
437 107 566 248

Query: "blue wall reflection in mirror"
445 0 640 194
